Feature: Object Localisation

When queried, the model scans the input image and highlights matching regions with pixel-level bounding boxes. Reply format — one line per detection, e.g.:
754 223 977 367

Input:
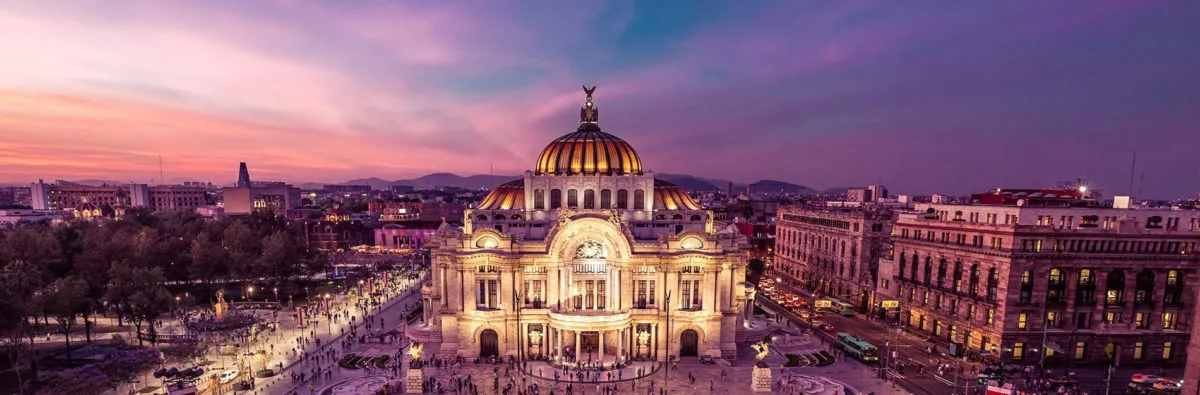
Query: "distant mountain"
341 177 393 190
71 179 127 186
750 179 816 195
655 173 720 191
395 173 517 190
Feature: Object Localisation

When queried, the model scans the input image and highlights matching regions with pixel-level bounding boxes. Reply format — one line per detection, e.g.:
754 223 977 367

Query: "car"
811 321 834 331
219 369 239 384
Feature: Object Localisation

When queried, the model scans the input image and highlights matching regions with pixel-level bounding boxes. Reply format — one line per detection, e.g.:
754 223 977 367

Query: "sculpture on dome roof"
580 85 599 123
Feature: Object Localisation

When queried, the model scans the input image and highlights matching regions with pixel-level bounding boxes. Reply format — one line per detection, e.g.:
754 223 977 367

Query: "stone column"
618 328 624 361
549 267 560 309
599 330 605 362
556 327 562 360
707 270 718 313
575 331 581 363
466 270 477 312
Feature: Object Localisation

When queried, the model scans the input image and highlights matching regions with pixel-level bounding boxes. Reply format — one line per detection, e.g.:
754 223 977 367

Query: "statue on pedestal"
750 335 774 392
214 290 229 321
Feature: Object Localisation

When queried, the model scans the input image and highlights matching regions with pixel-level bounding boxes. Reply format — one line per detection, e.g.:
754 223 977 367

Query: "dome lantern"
534 86 644 176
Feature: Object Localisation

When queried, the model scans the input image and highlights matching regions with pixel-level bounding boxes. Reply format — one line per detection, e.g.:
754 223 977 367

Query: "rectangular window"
1133 342 1145 361
986 309 994 325
1134 312 1147 329
1046 311 1059 329
1104 311 1120 324
1075 342 1087 360
1017 313 1028 329
923 291 930 306
1163 313 1176 329
1012 343 1025 361
1163 342 1174 360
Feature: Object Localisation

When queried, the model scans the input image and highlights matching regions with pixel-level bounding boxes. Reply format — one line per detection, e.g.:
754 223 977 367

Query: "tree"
106 263 171 346
257 231 299 283
222 221 259 278
0 260 45 392
38 276 89 365
0 227 64 275
189 235 228 289
104 261 138 329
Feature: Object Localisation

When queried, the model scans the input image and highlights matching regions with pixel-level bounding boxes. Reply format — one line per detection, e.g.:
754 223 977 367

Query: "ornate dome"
476 179 525 210
534 124 643 176
653 179 702 210
534 86 643 176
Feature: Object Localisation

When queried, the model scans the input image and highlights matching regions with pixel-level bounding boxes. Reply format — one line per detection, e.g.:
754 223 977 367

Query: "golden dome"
534 124 643 176
476 179 525 210
534 85 643 176
654 179 702 210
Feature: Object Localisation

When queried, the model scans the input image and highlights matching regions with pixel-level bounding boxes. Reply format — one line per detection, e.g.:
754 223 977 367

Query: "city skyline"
3 1 1200 198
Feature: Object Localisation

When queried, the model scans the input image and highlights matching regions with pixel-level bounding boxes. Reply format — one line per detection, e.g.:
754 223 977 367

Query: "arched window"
1019 270 1034 304
1076 269 1095 307
476 215 488 221
1105 270 1125 306
910 253 920 280
986 268 999 301
567 189 579 208
617 189 629 209
583 190 595 209
689 215 702 221
1135 269 1155 307
969 264 980 296
936 259 947 289
510 214 523 221
1164 270 1183 306
494 214 506 220
600 190 612 209
534 189 545 210
671 214 683 220
655 214 667 220
923 257 933 285
550 189 562 209
898 253 907 280
952 261 963 292
1047 268 1066 305
633 189 645 210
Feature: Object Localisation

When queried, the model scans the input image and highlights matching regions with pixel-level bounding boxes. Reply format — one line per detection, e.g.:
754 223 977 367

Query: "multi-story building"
417 87 750 362
370 200 422 222
130 184 208 211
220 163 302 216
773 205 894 312
879 191 1200 368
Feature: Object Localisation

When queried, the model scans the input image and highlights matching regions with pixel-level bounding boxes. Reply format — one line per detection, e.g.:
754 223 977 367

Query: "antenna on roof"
159 154 165 186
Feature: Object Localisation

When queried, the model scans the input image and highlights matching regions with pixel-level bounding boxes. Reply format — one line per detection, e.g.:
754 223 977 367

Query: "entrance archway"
680 329 699 357
480 329 499 357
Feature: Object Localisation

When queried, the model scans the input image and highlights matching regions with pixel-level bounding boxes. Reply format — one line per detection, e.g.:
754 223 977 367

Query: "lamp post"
513 290 524 364
273 287 279 303
247 286 254 302
324 294 332 334
663 290 672 394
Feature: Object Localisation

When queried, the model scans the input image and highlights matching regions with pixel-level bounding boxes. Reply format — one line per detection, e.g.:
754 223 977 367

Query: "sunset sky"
2 1 1199 197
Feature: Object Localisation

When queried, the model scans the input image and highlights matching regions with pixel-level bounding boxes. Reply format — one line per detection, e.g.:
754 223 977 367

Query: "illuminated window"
633 189 645 210
1134 313 1147 329
1133 342 1144 361
1017 313 1027 329
1074 342 1087 360
1104 312 1120 324
1012 343 1025 360
1163 313 1176 329
986 309 994 325
1163 342 1174 360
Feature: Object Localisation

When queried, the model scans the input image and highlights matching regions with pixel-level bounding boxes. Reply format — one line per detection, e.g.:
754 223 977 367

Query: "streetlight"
273 287 279 303
663 290 672 394
247 286 254 302
324 294 332 334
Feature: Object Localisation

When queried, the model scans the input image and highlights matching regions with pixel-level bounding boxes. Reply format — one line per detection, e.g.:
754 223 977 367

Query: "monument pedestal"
751 362 772 392
406 367 425 393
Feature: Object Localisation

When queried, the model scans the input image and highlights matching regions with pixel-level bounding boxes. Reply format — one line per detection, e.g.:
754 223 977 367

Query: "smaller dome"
653 179 702 210
477 179 525 210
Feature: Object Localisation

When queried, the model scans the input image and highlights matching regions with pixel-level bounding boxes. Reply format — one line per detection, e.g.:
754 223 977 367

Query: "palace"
418 86 750 363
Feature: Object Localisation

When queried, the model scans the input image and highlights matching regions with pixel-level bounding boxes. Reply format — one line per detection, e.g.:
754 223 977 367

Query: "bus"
836 332 880 362
828 299 856 317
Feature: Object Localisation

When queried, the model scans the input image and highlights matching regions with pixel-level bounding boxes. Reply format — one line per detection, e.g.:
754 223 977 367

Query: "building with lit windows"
879 193 1200 368
415 87 750 362
220 163 302 216
773 205 894 313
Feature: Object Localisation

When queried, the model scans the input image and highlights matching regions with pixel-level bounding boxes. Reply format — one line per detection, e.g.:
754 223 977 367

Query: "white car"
219 369 239 384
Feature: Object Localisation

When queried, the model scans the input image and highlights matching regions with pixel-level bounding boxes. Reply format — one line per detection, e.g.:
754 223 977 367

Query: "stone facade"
421 88 749 363
880 203 1200 368
772 205 894 313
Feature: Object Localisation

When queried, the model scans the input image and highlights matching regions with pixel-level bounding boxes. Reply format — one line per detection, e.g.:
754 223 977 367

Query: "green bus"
836 332 880 362
828 299 856 317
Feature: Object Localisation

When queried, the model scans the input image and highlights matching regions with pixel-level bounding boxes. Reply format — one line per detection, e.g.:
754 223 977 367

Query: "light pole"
247 286 254 302
663 290 672 394
513 290 524 364
273 287 279 303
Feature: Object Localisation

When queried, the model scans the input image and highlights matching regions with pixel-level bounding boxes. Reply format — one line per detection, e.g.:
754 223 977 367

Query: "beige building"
878 197 1200 367
415 87 750 362
773 205 894 312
